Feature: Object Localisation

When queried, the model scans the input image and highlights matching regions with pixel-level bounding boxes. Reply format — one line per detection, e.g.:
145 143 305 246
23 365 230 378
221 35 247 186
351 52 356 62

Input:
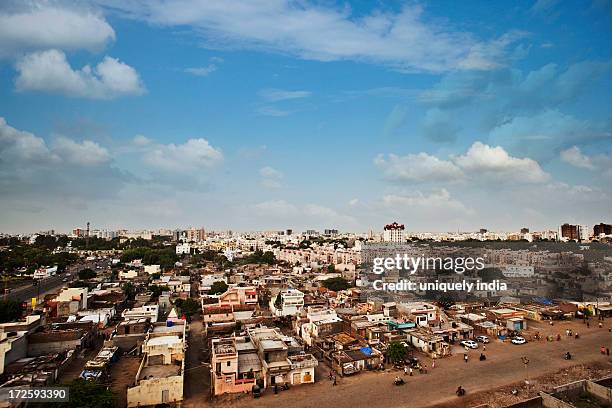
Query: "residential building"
270 289 305 317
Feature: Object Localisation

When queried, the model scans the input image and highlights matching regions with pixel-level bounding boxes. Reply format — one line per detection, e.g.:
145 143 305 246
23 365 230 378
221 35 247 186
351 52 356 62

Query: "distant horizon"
3 221 611 237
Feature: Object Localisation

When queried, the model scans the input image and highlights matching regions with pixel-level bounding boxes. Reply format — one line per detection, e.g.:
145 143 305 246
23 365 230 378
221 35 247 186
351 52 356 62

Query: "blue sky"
0 0 611 233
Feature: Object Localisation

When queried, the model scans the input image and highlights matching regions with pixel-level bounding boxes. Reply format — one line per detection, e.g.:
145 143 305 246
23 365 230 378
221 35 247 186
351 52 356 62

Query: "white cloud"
259 166 283 189
133 134 152 146
253 200 298 217
560 146 612 177
375 142 549 184
259 89 312 102
375 152 464 183
382 189 472 217
453 142 550 183
185 65 217 76
15 49 145 99
0 4 115 57
0 117 57 164
348 198 359 206
144 138 223 171
560 146 594 169
53 137 110 166
259 166 283 179
96 1 521 73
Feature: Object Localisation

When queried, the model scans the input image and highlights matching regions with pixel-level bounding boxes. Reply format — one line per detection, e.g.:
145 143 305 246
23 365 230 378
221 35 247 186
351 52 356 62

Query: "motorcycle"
564 352 572 360
394 378 406 386
456 386 466 396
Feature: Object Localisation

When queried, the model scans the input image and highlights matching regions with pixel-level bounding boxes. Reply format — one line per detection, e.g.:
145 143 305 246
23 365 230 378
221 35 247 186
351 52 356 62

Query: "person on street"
464 353 468 363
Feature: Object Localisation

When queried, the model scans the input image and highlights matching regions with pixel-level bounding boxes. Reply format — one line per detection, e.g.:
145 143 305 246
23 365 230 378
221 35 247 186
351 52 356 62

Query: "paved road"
4 261 104 303
212 320 612 408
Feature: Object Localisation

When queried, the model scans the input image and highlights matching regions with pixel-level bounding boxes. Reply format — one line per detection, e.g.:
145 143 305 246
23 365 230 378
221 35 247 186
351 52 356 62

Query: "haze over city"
1 0 611 233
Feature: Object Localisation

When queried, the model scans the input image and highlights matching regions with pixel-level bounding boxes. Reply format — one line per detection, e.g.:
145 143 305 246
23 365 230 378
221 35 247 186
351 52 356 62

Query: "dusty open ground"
182 319 612 408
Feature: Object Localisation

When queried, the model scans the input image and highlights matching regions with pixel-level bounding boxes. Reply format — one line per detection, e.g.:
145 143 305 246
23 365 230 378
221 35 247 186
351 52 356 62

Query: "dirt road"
206 319 612 408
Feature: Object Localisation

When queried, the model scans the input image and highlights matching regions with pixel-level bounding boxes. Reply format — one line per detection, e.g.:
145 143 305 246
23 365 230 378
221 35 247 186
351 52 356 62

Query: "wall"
28 338 82 356
127 375 183 407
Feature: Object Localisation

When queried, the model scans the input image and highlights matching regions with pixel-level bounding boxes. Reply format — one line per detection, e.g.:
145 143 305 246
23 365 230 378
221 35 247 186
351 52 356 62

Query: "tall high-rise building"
559 223 580 241
594 223 612 236
383 222 405 243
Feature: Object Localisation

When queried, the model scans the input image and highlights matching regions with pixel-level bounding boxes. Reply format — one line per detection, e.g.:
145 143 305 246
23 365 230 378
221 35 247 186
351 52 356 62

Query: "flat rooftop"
139 364 181 380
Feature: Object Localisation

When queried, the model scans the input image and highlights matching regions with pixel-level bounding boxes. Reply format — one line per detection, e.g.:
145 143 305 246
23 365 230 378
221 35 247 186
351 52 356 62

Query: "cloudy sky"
0 0 611 234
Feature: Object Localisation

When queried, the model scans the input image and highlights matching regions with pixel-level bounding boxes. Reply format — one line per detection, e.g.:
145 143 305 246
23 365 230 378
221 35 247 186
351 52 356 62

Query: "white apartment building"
199 273 227 293
270 289 305 317
383 222 405 243
175 243 191 255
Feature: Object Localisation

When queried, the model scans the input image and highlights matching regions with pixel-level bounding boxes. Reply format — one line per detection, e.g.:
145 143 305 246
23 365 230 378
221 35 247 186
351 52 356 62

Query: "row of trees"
0 245 77 273
120 247 178 269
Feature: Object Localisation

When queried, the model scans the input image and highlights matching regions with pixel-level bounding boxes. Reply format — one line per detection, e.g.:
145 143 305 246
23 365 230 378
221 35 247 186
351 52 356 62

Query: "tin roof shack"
474 321 508 337
406 328 450 358
432 321 474 343
27 321 96 357
1 351 75 388
488 308 528 333
112 318 150 352
80 346 119 380
127 325 186 407
331 348 382 377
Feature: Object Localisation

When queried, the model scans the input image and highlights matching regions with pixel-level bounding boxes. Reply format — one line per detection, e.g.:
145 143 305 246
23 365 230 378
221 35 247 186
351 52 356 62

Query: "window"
227 361 231 366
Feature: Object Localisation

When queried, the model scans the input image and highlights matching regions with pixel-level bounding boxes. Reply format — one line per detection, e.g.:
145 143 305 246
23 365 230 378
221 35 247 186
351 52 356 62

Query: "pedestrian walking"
483 344 486 352
464 353 468 363
404 366 408 376
333 376 337 386
599 322 603 328
607 348 610 356
409 367 413 376
432 360 435 369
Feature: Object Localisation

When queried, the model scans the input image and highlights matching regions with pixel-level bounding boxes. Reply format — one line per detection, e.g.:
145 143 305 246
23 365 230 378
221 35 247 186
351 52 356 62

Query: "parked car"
511 336 527 345
476 335 490 343
460 340 479 349
343 363 358 375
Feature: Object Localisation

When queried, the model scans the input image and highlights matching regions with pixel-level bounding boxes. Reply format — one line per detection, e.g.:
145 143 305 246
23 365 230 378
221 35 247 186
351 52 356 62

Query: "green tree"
51 379 115 408
327 264 335 273
322 277 350 292
122 282 136 301
209 280 228 295
274 293 282 309
386 342 407 364
0 299 23 323
177 297 200 316
78 268 96 280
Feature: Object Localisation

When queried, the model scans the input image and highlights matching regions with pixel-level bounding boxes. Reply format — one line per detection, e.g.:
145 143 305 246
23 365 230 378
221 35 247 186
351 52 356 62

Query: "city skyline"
1 0 611 233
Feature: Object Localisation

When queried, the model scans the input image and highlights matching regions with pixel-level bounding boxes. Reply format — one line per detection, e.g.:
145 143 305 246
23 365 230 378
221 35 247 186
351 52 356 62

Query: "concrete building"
270 289 305 317
127 322 186 407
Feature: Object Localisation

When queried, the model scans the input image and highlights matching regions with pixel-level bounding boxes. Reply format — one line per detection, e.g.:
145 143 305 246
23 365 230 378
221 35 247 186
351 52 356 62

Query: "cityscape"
1 0 612 407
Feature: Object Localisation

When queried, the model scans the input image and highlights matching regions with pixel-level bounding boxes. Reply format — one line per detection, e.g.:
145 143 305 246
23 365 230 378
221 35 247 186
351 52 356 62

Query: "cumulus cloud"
560 146 595 169
453 142 550 183
15 49 145 99
0 3 115 57
95 1 521 73
561 146 612 177
376 142 549 184
0 117 57 164
375 152 464 183
143 138 223 172
133 134 152 146
53 137 110 166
